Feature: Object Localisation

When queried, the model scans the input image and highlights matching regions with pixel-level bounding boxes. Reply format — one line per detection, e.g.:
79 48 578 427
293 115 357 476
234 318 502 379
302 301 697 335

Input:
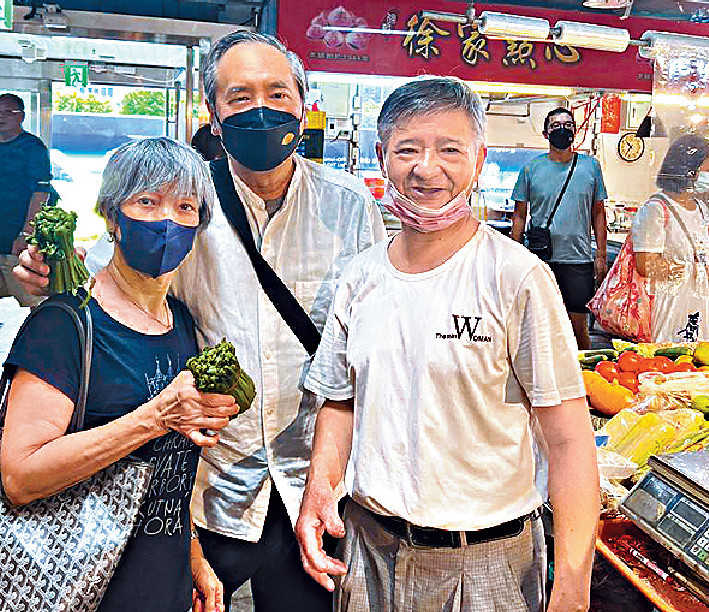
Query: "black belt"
364 505 539 549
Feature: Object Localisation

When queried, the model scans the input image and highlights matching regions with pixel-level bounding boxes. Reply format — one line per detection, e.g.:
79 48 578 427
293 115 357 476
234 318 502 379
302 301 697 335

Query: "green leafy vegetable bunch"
186 338 256 417
26 203 90 295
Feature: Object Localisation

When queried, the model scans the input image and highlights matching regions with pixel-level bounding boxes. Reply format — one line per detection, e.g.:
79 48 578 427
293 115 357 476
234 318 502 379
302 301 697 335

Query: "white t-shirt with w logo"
306 223 585 531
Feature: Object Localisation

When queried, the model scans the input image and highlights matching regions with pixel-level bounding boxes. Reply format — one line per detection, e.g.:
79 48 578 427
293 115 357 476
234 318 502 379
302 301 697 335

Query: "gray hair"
377 77 486 150
203 29 307 112
96 137 214 228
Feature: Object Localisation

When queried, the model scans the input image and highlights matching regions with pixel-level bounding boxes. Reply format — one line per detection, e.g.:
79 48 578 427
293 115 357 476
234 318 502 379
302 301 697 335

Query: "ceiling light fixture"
553 21 630 52
477 12 550 41
583 0 633 9
325 6 708 59
467 81 575 96
42 4 68 30
18 37 48 63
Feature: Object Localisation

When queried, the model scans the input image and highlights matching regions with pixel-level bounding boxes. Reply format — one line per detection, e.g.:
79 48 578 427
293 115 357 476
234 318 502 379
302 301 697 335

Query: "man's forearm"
23 192 48 234
306 399 354 491
511 200 528 242
12 192 49 254
547 408 599 592
591 201 607 258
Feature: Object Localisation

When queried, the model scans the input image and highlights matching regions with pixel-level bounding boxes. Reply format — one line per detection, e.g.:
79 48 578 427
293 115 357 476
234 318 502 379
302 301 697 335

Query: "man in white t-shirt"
295 78 599 612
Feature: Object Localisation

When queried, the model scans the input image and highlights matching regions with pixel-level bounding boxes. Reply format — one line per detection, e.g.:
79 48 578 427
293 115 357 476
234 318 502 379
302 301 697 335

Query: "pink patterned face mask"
380 181 473 233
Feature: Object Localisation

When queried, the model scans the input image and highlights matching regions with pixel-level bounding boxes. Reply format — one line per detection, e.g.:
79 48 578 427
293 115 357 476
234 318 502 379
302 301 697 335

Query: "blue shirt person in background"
0 93 51 306
511 107 608 349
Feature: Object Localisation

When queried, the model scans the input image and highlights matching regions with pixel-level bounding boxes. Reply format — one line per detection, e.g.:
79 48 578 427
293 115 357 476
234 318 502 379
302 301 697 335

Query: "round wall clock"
618 132 645 162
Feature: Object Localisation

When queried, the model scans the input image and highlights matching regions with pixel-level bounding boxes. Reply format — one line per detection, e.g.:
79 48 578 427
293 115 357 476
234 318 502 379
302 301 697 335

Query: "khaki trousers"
335 501 545 612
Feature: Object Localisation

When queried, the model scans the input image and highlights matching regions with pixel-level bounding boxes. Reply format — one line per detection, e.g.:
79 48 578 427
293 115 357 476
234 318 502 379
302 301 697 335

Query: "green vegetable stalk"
26 203 90 296
186 338 256 417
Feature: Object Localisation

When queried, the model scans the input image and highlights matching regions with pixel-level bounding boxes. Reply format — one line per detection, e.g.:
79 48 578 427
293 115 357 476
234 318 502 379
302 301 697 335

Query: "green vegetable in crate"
186 338 256 416
25 203 90 295
653 347 694 360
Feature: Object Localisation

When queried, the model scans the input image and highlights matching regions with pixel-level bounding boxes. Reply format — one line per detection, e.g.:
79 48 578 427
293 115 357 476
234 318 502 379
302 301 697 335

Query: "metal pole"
185 46 194 143
164 87 170 137
38 79 52 148
174 78 180 140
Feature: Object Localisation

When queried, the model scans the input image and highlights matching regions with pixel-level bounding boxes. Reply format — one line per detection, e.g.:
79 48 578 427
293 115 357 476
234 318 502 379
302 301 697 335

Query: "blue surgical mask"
694 170 709 194
117 212 197 278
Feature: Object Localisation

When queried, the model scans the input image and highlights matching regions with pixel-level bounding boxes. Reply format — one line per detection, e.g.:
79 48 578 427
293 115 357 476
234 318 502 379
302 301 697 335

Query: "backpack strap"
0 293 93 434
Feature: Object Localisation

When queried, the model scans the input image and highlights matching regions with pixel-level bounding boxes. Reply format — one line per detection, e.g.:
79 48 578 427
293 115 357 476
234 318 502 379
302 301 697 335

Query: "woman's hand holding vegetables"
148 371 238 447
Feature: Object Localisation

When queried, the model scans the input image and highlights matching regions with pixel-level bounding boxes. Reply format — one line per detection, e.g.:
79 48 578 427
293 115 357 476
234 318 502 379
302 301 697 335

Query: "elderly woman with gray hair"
0 137 236 612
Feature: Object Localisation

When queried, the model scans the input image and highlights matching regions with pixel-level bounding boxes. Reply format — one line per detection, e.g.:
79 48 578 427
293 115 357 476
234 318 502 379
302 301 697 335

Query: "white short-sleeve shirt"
632 196 709 343
305 223 585 531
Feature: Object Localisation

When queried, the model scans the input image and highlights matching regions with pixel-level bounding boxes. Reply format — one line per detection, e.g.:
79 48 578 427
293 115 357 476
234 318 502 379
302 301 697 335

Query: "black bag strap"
210 158 321 357
544 152 578 229
0 295 93 434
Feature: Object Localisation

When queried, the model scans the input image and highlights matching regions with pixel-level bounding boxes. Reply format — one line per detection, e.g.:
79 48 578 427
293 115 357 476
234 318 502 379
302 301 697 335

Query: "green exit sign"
64 64 88 87
0 0 13 30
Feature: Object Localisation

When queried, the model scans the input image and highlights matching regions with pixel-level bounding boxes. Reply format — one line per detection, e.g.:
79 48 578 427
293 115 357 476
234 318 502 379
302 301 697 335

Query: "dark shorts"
548 262 595 314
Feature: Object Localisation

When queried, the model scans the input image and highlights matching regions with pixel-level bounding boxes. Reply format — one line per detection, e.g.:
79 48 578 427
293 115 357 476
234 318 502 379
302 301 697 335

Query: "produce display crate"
597 519 709 612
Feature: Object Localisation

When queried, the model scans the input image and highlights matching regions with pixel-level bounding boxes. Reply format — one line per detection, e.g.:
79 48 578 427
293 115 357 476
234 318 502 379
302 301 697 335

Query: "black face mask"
219 107 302 172
548 127 575 150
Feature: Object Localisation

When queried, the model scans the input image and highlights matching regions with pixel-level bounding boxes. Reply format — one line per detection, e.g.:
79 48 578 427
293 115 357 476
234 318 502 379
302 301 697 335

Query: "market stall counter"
597 518 709 612
580 339 709 610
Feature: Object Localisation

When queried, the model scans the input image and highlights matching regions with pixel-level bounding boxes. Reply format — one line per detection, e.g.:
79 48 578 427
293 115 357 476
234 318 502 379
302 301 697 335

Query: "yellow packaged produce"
664 427 709 455
608 412 676 467
657 408 708 441
627 423 676 467
601 409 641 445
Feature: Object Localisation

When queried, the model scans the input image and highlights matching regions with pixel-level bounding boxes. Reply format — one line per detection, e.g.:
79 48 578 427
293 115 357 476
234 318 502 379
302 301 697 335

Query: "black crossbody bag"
525 152 578 261
210 158 321 357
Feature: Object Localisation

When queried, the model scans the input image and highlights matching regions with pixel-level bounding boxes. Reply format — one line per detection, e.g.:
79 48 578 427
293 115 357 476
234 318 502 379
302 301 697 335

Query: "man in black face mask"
183 31 386 612
14 29 386 612
511 107 608 349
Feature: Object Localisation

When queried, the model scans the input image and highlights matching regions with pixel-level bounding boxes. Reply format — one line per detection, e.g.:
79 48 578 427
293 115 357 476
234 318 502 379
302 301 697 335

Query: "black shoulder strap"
210 158 321 357
0 295 93 434
544 152 578 229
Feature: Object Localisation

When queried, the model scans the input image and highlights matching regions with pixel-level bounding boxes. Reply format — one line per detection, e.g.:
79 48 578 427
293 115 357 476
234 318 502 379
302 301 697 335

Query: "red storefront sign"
277 1 709 92
601 94 621 133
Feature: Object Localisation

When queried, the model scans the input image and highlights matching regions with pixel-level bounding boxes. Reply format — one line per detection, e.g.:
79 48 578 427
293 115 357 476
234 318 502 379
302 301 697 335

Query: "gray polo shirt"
511 153 607 264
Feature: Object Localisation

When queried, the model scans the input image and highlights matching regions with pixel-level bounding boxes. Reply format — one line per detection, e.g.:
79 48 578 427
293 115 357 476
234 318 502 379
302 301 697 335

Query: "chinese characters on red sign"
403 13 580 71
278 1 709 92
601 95 622 134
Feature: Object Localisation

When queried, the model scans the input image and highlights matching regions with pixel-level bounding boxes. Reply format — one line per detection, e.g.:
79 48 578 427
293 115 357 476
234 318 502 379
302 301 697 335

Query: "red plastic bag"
587 233 653 342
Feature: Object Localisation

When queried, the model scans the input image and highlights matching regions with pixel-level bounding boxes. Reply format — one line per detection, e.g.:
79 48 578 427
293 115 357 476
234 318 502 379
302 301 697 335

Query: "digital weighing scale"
621 449 709 602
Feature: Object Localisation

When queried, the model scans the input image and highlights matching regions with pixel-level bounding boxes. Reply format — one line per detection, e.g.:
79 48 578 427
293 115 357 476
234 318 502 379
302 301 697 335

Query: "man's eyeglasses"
548 121 575 131
0 110 22 118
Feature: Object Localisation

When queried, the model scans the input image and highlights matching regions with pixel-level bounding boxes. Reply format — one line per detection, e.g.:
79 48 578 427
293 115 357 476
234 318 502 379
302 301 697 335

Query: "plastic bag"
637 371 709 411
597 448 638 480
587 233 652 342
600 409 641 444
